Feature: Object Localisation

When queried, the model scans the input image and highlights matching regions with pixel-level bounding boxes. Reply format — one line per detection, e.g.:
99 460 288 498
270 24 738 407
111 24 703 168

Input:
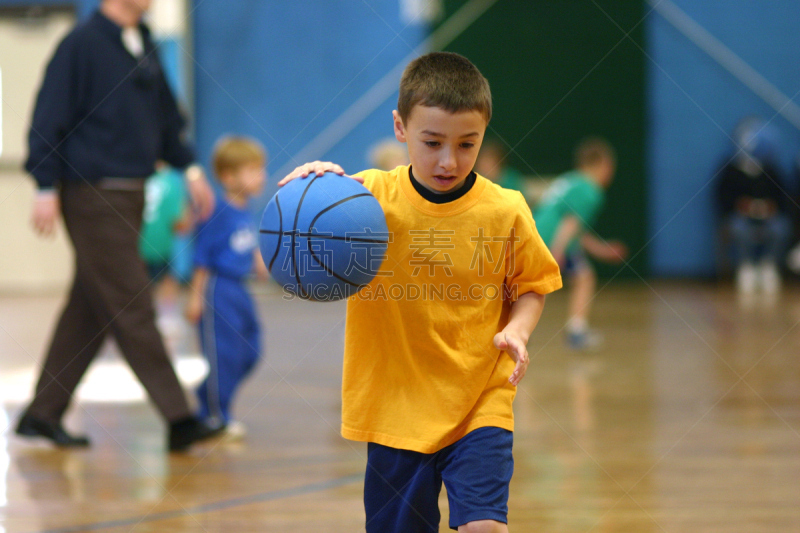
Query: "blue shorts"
364 427 513 532
562 247 590 277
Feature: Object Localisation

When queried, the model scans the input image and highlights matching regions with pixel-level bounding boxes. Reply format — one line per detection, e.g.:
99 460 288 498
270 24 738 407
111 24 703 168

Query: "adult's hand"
31 191 60 237
185 164 215 221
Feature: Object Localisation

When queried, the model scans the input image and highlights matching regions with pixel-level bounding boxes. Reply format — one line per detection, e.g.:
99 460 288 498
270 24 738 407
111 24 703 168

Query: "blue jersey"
194 197 262 426
194 198 257 279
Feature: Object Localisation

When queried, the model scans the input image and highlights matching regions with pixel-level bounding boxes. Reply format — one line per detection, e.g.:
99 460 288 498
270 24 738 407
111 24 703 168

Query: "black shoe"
15 414 90 448
168 417 224 452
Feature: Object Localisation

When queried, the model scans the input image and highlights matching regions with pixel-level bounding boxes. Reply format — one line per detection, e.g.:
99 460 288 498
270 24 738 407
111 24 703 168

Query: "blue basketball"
259 172 389 301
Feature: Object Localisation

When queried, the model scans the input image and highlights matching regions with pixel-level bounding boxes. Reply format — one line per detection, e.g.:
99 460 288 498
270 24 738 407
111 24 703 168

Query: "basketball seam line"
303 192 387 294
259 231 388 245
267 195 283 271
307 192 374 231
306 243 367 292
291 175 320 299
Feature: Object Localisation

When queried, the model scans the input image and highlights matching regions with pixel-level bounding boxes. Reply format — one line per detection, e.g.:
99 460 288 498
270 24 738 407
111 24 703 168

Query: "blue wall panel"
647 1 800 276
3 0 426 213
192 1 427 208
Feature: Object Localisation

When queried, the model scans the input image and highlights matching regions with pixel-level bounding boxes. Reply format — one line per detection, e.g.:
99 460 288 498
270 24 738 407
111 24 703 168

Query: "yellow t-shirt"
342 166 562 453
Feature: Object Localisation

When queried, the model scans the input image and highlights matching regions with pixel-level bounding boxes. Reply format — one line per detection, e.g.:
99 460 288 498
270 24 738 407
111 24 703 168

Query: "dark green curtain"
438 0 648 279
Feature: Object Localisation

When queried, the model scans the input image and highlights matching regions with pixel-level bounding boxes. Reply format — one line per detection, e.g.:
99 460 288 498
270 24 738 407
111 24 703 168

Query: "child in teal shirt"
533 138 627 350
140 166 192 280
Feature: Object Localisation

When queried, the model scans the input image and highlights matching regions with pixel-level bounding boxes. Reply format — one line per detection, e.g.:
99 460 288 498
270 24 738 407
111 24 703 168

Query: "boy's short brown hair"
397 52 492 123
574 137 615 168
212 136 267 179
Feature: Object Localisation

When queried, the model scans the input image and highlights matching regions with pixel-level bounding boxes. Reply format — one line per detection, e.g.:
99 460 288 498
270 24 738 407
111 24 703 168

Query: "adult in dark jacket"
17 0 218 452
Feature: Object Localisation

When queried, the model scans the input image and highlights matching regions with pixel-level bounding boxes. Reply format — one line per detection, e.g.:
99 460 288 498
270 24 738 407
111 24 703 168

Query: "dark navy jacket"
25 10 195 190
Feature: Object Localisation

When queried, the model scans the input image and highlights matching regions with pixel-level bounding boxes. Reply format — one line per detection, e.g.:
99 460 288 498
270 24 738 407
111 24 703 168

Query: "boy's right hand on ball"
278 161 361 187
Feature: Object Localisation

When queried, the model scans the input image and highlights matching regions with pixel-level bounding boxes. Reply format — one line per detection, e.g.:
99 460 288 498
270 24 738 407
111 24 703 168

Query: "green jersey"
496 167 526 194
139 168 186 264
533 170 603 252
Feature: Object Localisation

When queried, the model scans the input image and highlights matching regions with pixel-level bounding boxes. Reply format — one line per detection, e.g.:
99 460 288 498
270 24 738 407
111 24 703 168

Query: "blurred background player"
139 165 193 292
474 137 528 196
533 137 628 350
715 116 792 295
368 137 409 171
139 164 194 352
185 136 268 439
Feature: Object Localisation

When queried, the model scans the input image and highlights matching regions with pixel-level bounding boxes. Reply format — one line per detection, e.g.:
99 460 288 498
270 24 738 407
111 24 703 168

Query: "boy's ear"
217 170 232 184
392 110 407 143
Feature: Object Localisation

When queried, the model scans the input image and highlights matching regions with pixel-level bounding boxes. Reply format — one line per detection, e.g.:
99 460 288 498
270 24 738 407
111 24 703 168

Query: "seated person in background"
784 153 800 275
533 137 627 350
716 118 791 295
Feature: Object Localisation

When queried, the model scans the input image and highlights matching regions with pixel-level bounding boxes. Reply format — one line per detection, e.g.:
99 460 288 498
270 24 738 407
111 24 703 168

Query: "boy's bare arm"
172 206 194 234
549 216 581 264
185 267 210 323
579 233 628 263
185 164 215 221
494 291 546 386
253 249 269 279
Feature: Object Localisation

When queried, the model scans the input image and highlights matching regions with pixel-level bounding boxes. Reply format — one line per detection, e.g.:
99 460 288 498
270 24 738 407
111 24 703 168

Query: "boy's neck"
409 167 476 204
579 165 604 186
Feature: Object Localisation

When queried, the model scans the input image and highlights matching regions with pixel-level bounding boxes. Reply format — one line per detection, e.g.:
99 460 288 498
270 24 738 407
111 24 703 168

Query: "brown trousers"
26 182 191 423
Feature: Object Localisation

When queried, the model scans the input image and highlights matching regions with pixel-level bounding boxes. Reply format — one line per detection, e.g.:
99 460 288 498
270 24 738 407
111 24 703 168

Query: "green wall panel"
439 0 648 279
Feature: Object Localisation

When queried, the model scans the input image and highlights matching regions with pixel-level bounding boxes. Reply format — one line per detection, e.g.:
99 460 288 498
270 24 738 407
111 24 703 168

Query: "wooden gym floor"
0 281 798 532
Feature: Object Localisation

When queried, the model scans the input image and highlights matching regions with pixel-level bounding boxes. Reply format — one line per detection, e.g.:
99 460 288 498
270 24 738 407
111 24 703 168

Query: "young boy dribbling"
279 52 561 532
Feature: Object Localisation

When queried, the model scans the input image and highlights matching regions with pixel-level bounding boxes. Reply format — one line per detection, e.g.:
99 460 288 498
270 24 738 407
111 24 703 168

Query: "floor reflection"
0 283 798 532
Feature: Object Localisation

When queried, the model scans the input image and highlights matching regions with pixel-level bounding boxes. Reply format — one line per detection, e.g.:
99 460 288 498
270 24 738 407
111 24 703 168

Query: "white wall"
0 10 75 293
0 170 72 293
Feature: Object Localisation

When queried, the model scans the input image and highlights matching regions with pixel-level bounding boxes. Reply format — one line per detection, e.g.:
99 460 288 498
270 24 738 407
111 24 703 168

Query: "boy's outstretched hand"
581 234 628 264
278 161 359 187
494 332 529 386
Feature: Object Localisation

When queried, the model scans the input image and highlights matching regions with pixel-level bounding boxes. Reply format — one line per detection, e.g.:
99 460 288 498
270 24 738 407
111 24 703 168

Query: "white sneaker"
223 421 247 441
736 263 758 295
759 261 781 295
566 328 604 351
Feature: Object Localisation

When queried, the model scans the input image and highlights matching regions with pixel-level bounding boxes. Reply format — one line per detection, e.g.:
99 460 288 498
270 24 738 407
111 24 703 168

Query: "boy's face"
224 163 266 199
597 157 616 188
393 106 487 194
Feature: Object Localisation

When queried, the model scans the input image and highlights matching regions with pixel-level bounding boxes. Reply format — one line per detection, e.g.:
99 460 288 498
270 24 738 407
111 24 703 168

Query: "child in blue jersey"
185 136 268 437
